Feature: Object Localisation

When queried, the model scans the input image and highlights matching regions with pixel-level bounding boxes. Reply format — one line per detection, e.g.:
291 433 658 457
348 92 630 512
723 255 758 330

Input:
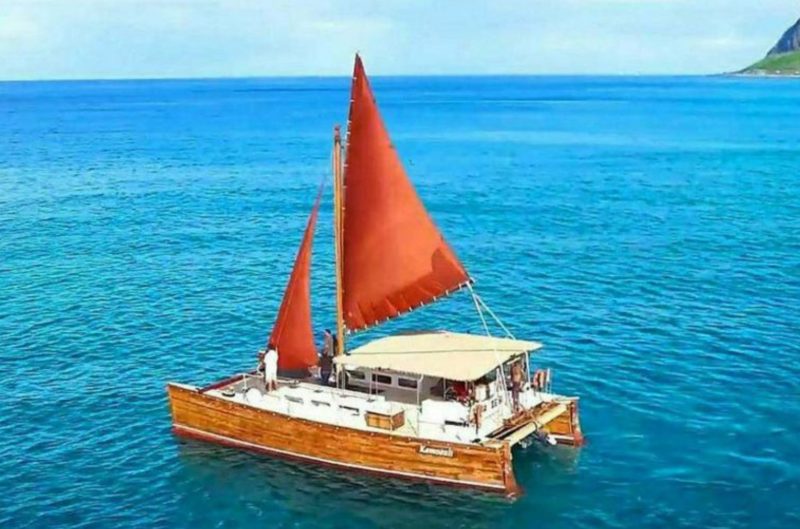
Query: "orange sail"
341 55 470 331
269 187 322 371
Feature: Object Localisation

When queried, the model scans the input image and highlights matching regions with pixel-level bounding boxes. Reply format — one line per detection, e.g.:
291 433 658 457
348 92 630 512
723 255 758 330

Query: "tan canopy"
333 331 542 381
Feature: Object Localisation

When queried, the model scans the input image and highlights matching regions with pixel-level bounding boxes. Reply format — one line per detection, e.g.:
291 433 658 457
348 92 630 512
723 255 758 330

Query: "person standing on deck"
320 329 333 385
264 343 279 392
331 333 342 386
510 360 524 412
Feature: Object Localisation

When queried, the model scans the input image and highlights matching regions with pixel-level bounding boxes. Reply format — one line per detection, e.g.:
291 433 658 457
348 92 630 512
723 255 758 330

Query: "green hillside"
741 50 800 75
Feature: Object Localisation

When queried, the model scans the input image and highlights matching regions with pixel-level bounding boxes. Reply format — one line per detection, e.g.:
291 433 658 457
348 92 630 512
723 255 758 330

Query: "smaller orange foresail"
269 185 322 371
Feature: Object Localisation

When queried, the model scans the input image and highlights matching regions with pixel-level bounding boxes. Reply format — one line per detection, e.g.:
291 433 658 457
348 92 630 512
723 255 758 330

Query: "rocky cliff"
741 17 800 75
766 17 800 56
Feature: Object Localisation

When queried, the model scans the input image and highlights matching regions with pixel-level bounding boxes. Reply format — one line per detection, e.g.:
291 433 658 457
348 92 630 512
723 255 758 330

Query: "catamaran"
167 55 584 496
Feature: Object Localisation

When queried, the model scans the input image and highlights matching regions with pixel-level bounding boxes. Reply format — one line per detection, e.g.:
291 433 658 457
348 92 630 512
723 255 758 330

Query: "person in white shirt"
264 343 279 391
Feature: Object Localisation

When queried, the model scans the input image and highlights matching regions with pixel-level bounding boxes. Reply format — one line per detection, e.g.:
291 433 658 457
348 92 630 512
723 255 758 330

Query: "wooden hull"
542 399 585 446
167 383 521 496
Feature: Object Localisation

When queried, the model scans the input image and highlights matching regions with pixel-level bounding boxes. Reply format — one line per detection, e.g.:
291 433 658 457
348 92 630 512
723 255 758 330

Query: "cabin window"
348 370 366 380
398 377 418 389
372 373 392 385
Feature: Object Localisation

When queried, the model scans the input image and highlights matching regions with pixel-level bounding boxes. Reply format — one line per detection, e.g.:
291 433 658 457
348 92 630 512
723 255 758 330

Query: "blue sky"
1 0 798 80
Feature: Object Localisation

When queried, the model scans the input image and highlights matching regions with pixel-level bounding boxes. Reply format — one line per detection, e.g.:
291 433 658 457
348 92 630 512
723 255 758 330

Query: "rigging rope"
467 283 513 416
473 291 534 393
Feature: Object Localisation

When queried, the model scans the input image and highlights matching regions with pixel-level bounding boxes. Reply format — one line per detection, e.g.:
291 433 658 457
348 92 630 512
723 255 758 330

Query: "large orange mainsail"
269 187 322 371
341 55 470 331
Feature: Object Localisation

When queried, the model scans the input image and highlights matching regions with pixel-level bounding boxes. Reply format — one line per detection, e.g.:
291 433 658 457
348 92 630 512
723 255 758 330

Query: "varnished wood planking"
167 384 520 495
169 385 510 488
170 395 500 479
542 400 585 446
172 393 498 475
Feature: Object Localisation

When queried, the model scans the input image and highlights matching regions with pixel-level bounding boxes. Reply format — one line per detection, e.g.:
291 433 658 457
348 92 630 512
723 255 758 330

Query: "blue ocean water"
1 75 799 529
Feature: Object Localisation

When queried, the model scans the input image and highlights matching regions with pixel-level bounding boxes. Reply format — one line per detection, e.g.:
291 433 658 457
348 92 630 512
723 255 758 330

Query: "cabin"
335 331 540 441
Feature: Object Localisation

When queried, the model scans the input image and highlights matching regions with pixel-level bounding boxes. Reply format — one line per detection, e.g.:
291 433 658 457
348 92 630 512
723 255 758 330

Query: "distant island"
739 17 800 75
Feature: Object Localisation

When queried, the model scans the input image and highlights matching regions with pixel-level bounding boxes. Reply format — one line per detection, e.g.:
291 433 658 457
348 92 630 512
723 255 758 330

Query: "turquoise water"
2 76 799 528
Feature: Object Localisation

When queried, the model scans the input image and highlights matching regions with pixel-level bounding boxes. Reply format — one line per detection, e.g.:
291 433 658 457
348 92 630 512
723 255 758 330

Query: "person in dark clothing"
320 329 333 385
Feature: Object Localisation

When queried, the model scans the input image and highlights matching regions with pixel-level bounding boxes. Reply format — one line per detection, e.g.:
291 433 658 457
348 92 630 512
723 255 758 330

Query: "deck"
201 373 578 446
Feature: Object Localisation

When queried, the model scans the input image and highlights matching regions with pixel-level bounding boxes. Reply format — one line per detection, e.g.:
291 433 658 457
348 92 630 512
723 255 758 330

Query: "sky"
1 0 799 80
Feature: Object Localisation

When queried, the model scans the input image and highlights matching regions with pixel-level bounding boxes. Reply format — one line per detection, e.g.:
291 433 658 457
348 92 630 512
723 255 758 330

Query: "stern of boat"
492 397 585 449
500 441 522 497
543 398 585 446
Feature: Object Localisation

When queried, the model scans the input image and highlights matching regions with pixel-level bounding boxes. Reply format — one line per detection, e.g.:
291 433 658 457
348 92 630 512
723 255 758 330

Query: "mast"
332 125 345 374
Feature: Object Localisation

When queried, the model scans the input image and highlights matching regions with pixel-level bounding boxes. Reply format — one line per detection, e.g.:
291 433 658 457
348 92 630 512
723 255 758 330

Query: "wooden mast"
332 125 345 384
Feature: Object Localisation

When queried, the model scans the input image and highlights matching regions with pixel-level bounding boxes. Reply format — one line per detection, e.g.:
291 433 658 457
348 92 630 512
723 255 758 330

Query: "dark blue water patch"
1 76 800 529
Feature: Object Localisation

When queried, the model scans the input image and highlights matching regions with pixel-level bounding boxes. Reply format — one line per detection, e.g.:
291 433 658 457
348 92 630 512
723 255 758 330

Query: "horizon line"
0 72 723 84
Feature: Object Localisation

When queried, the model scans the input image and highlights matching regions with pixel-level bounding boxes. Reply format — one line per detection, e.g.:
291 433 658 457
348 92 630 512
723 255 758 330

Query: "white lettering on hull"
419 445 454 457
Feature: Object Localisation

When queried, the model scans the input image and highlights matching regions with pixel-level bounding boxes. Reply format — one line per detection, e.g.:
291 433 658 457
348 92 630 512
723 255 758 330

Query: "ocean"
1 75 799 529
